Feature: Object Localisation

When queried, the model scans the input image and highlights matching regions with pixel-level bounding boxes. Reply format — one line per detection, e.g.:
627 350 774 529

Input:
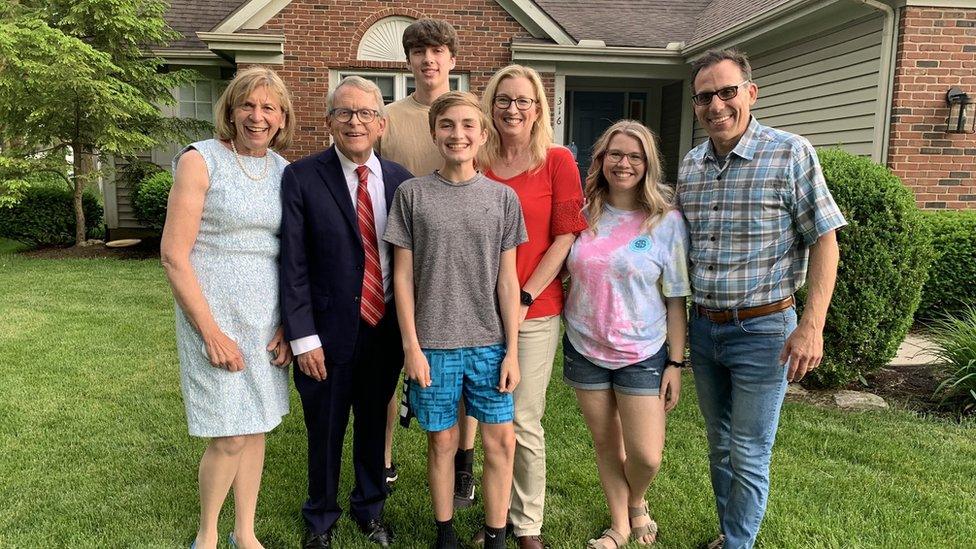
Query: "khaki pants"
509 315 561 537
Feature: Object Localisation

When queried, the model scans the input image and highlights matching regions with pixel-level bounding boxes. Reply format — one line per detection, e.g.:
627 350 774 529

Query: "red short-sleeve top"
486 146 588 319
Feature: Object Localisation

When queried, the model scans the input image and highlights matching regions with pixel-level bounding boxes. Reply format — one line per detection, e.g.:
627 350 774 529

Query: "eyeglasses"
329 108 380 123
691 81 750 106
493 96 537 111
605 151 645 165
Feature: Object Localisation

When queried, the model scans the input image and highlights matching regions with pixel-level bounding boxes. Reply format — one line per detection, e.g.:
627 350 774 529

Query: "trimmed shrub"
133 171 173 230
0 185 103 246
804 149 934 387
917 210 976 321
116 159 162 193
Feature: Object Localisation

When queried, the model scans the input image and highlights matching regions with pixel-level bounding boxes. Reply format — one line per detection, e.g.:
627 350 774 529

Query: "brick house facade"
257 1 551 160
888 7 976 209
105 0 976 238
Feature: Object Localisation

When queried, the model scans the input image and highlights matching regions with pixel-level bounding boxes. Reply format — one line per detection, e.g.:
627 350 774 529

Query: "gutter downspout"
855 0 897 164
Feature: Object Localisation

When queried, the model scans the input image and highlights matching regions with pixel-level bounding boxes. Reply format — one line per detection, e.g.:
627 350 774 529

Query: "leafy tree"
0 0 209 245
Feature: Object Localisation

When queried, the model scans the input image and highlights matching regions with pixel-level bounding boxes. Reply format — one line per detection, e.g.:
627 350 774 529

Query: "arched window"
340 15 468 104
357 16 415 62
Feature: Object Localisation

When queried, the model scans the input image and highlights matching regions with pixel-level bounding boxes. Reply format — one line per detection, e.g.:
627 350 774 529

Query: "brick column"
888 7 976 210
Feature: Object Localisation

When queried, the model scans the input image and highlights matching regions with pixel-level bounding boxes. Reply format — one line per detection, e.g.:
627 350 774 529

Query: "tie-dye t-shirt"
564 206 691 369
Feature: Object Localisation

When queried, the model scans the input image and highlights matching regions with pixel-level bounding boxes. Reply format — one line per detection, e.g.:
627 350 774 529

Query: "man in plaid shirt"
676 49 847 549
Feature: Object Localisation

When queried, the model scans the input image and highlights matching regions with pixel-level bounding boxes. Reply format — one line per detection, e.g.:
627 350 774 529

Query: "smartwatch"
520 290 534 306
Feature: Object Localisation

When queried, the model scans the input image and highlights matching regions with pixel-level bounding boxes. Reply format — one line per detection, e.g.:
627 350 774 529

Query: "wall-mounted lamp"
946 87 975 134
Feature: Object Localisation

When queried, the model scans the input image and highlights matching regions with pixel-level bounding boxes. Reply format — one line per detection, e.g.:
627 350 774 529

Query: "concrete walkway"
890 333 942 366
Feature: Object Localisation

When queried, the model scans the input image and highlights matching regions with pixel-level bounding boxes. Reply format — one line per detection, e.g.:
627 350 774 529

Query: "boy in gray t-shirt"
383 92 526 549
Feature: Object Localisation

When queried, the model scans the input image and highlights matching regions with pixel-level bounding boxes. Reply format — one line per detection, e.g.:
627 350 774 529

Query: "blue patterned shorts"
408 344 514 432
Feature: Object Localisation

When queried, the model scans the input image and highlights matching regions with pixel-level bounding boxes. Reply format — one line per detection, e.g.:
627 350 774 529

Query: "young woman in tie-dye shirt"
562 120 690 549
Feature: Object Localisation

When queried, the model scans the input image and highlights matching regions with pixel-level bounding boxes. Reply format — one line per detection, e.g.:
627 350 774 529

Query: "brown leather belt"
694 296 794 324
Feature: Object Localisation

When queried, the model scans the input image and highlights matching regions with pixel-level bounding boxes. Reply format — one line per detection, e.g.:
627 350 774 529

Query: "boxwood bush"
916 210 976 321
0 185 103 246
804 149 934 387
133 171 173 230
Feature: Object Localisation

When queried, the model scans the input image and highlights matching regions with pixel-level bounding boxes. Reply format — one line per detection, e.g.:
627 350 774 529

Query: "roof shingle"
534 1 713 47
163 0 247 49
532 0 798 48
691 0 794 44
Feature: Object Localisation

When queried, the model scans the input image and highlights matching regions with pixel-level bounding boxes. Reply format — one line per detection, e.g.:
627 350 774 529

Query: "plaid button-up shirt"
676 117 847 309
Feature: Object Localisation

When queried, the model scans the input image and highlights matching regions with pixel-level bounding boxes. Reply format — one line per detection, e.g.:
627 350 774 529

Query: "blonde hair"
584 120 672 233
214 66 294 151
480 65 553 172
429 91 490 132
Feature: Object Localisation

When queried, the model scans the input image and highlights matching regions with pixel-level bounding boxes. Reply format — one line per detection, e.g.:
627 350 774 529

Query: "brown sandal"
628 500 659 545
586 527 627 549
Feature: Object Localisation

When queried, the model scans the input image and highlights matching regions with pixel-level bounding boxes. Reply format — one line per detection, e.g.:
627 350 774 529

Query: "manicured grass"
1 255 974 548
0 237 29 255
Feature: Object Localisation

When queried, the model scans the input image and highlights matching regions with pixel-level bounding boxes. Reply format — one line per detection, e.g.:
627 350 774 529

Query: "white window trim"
330 69 469 103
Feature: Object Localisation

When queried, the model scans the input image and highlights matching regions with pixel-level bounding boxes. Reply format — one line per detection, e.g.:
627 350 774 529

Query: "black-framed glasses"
493 96 537 110
691 81 750 106
329 108 380 123
605 151 646 165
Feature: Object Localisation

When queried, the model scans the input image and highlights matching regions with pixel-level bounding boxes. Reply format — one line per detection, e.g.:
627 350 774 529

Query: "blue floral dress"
173 139 290 437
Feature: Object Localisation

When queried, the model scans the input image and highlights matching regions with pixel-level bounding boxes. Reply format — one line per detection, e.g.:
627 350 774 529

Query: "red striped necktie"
355 165 385 326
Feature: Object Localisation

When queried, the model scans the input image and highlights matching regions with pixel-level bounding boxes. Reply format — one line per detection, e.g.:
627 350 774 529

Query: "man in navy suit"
280 76 413 549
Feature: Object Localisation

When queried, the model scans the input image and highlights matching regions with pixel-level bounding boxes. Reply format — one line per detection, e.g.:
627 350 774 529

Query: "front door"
570 91 625 179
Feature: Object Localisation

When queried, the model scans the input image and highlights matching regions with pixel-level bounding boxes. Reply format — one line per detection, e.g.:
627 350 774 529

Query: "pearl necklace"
231 139 270 181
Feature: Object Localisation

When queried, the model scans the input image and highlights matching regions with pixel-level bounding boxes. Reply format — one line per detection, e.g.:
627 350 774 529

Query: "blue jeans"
689 306 797 549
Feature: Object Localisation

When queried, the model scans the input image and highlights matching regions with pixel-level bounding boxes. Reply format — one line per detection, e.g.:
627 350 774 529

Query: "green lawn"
1 254 974 548
0 237 29 255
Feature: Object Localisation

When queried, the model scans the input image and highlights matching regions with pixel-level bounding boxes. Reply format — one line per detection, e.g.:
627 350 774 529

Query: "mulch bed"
852 362 959 418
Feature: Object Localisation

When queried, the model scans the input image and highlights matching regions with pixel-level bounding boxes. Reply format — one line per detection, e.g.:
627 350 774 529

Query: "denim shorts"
408 344 514 432
562 334 668 396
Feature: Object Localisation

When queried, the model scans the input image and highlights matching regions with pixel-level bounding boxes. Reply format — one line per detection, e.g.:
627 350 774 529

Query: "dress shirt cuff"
290 334 322 355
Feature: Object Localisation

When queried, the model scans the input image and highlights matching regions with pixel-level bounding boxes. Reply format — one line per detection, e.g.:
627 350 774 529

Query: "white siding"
108 75 223 230
693 14 885 157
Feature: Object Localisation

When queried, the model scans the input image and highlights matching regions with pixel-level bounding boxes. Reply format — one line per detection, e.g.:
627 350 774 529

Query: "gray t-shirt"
383 171 528 349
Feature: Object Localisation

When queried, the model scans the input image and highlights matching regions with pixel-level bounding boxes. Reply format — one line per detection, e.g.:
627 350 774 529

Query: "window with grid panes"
337 71 466 104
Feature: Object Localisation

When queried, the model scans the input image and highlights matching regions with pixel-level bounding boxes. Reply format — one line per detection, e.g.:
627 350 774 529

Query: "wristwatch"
665 359 685 369
520 290 534 306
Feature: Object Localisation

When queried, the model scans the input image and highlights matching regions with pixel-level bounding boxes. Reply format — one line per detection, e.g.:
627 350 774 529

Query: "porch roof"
164 0 246 49
534 0 794 48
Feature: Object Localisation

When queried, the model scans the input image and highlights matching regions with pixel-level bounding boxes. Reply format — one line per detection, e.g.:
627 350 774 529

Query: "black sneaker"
453 470 475 508
384 463 398 486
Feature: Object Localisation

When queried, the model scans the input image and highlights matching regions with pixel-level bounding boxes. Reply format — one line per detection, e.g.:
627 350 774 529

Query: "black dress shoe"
303 528 332 549
360 518 394 547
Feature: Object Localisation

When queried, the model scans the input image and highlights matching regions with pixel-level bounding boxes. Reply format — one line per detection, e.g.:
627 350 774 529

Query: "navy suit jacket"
279 145 413 365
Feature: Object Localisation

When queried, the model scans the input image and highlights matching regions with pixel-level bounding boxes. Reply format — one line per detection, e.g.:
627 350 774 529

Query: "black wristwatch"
665 359 685 369
520 290 534 306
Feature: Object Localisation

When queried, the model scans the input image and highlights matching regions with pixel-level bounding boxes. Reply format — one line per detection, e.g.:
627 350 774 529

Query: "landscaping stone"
786 383 809 398
833 390 889 411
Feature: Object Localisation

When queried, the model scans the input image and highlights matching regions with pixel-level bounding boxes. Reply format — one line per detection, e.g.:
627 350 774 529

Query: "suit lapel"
316 147 360 237
380 160 398 211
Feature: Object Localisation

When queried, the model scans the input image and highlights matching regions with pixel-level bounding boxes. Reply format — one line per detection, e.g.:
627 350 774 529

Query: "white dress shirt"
290 148 393 356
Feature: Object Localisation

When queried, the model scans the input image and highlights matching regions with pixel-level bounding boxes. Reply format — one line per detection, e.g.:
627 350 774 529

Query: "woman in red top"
477 64 587 548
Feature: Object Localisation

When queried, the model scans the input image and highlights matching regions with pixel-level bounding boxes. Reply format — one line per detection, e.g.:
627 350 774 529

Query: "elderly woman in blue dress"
161 66 294 549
